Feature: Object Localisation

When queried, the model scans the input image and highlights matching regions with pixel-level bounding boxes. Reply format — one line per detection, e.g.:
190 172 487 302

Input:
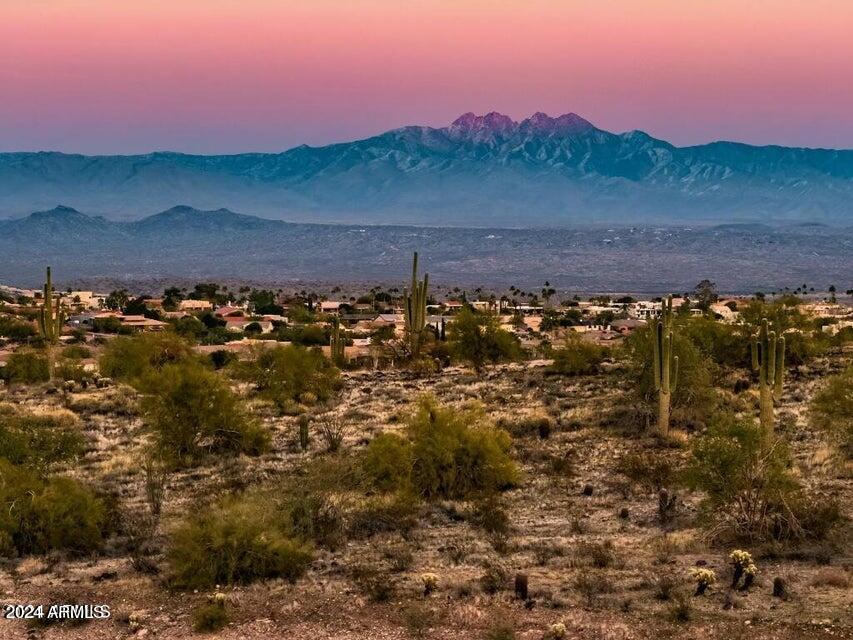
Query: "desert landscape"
0 267 850 639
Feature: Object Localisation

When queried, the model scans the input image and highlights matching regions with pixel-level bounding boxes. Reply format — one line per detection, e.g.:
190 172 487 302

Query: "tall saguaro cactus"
751 319 785 433
38 266 65 379
330 317 346 366
403 252 429 357
650 296 679 435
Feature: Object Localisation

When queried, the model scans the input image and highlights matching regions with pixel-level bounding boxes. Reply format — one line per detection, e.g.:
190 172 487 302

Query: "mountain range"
2 112 852 226
1 205 849 292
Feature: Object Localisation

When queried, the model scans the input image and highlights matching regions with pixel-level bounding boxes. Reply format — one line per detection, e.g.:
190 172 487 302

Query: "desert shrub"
409 397 519 499
0 407 86 470
361 433 412 492
0 460 105 556
237 345 340 413
484 620 516 640
811 365 853 458
739 300 829 365
209 349 236 370
1 351 49 384
616 450 677 492
548 334 607 376
99 332 194 383
61 344 91 360
362 396 518 500
448 307 521 372
347 492 420 539
317 415 349 452
623 325 716 426
351 565 395 602
140 361 269 467
684 418 841 541
192 597 229 633
55 360 89 383
680 317 749 370
0 317 36 342
471 493 512 551
168 494 312 589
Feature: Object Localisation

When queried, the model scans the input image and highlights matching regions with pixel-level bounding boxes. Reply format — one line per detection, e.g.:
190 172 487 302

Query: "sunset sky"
1 0 851 154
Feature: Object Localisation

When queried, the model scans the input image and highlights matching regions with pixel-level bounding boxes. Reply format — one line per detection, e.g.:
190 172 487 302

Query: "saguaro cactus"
650 296 679 435
403 252 429 357
330 317 346 366
38 267 64 378
751 319 785 433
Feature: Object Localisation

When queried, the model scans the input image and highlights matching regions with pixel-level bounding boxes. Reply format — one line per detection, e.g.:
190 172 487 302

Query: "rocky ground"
1 356 851 639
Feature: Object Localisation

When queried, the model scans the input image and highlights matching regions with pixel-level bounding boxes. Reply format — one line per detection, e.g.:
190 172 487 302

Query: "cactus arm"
774 337 785 400
671 355 679 393
652 321 662 391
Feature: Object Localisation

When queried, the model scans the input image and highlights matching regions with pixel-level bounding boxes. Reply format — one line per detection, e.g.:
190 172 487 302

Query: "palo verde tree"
751 319 785 434
650 296 679 435
403 252 429 357
38 267 65 379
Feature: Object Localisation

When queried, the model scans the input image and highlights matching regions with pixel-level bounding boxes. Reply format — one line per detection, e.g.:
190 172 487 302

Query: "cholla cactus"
209 591 227 605
690 568 716 595
729 550 757 589
650 295 679 435
403 252 429 357
751 319 785 433
421 572 438 596
544 622 568 640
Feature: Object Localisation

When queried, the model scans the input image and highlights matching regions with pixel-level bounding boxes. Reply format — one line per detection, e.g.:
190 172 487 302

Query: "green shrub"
55 361 88 383
237 345 340 413
680 317 749 369
61 345 91 360
684 418 840 541
1 351 49 384
140 361 269 467
168 494 313 589
549 334 607 375
811 365 853 458
0 460 105 556
616 450 677 492
99 332 194 383
191 598 229 633
448 307 521 372
361 433 412 492
0 407 86 470
407 396 519 499
0 317 36 342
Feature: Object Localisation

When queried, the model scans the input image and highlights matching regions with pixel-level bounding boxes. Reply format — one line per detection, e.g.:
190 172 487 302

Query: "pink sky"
1 0 851 154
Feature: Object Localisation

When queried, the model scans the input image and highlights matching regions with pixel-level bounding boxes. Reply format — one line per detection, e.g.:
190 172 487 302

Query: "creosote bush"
99 332 195 383
811 365 853 458
0 406 85 470
140 361 269 467
236 345 340 413
168 493 313 589
548 334 607 376
684 418 841 541
0 460 105 557
361 396 519 500
0 351 49 385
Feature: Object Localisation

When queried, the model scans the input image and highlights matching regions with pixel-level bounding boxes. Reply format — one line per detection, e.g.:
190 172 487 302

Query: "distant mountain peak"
520 111 595 133
450 111 516 132
448 111 596 138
